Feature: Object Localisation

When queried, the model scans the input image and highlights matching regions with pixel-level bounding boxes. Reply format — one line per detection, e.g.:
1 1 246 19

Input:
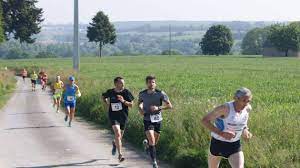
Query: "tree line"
0 1 298 58
241 22 300 56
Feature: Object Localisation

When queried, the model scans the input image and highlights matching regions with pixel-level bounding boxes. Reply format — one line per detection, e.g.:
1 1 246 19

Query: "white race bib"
150 114 162 123
111 102 123 112
226 125 243 141
67 96 75 101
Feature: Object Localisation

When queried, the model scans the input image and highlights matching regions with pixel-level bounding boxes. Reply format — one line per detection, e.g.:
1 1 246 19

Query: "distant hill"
42 21 277 33
0 21 285 58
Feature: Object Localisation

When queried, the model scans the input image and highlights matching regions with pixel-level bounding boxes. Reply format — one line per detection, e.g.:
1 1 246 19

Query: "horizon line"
41 20 292 25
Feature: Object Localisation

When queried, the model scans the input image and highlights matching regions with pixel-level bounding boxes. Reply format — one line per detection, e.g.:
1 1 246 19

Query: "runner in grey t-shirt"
139 88 169 122
138 75 172 168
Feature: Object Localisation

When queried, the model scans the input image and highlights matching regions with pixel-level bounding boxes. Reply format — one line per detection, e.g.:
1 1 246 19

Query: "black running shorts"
210 137 241 158
144 120 161 134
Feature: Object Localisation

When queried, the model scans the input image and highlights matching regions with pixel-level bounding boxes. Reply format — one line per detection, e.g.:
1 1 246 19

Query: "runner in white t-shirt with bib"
202 87 253 168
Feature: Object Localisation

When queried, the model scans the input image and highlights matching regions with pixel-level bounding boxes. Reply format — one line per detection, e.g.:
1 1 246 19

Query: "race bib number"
111 102 123 112
67 96 75 101
227 125 243 141
150 114 162 123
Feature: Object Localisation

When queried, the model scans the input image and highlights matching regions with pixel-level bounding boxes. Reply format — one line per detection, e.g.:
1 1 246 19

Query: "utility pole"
169 24 172 56
73 0 80 71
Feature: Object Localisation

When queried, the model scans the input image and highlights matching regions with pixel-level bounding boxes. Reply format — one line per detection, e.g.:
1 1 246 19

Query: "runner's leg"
65 105 70 122
228 151 244 168
69 107 75 126
208 153 222 168
146 130 157 163
57 97 61 112
53 97 57 107
112 125 123 156
154 132 160 145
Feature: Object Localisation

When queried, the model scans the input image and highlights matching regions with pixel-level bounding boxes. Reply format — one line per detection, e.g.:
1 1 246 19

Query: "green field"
0 70 15 108
0 55 299 167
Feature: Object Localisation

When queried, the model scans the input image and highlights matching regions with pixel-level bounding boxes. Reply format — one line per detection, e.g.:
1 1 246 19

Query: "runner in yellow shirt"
52 76 64 113
30 71 38 91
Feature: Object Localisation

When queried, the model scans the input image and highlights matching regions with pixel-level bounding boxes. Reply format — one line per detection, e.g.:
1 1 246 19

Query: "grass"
0 55 299 168
0 69 16 108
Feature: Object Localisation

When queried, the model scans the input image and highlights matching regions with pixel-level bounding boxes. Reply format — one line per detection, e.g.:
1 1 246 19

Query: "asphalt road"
0 77 169 168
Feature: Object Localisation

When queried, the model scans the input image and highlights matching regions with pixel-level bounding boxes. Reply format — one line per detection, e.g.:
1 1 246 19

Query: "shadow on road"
15 159 122 168
8 112 48 115
9 89 52 95
4 125 66 130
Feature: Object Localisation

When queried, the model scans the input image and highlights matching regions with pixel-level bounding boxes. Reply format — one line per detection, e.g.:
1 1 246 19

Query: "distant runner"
63 76 81 127
30 71 38 91
102 77 134 162
138 75 173 168
41 72 48 91
38 70 44 85
201 87 253 168
21 68 27 83
52 75 64 113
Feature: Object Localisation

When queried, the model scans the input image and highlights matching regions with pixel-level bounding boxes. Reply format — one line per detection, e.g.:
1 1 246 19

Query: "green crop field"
0 70 15 108
0 55 299 168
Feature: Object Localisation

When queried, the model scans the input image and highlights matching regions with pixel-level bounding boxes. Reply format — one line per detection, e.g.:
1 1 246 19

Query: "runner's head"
114 76 124 89
146 75 156 90
69 76 75 85
234 87 252 108
56 75 61 82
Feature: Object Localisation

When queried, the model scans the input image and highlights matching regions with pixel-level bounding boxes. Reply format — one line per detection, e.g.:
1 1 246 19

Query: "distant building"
263 47 300 57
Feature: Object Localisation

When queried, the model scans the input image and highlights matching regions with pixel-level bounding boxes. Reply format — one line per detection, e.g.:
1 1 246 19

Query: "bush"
35 51 57 58
161 50 182 55
173 149 208 168
5 48 30 59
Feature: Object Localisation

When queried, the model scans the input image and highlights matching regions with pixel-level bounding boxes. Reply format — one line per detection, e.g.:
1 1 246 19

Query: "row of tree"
0 36 203 59
86 12 237 57
242 22 300 56
196 22 300 56
0 1 297 58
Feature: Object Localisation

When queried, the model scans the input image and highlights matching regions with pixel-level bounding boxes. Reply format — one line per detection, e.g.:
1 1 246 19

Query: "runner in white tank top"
202 87 253 168
211 101 251 142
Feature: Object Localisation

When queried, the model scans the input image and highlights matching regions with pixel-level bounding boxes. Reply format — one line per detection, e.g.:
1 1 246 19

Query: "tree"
267 23 300 57
241 28 270 55
161 49 182 55
2 0 44 43
35 51 57 58
200 25 233 56
5 48 29 59
86 11 116 58
0 1 5 43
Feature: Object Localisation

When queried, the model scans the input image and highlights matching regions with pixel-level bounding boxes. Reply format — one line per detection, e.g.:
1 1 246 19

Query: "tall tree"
267 23 300 57
0 1 5 43
87 11 116 58
200 25 233 56
241 27 270 55
2 0 44 43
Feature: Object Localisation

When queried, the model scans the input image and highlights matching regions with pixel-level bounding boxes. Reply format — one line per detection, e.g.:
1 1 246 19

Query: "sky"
36 0 300 24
